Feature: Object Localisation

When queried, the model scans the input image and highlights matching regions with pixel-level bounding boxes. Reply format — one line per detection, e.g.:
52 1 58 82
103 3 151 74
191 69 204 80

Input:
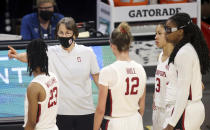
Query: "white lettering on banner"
0 68 9 84
11 67 27 83
0 57 8 61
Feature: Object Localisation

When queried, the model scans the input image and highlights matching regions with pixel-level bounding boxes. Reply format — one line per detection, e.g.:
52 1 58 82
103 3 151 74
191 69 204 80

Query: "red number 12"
125 77 139 95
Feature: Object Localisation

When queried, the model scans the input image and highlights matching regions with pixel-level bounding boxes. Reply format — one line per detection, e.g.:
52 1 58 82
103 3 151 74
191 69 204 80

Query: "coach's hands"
8 46 17 59
164 124 174 130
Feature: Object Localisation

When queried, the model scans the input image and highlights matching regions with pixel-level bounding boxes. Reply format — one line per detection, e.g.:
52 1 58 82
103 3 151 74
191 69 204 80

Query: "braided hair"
168 13 210 74
27 38 49 76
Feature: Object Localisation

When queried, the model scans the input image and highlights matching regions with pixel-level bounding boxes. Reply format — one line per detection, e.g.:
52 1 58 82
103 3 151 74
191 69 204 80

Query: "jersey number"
48 87 58 108
125 77 139 95
156 78 160 92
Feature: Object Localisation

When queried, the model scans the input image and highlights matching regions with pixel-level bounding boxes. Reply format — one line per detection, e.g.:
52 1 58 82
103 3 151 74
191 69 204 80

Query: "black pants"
56 113 94 130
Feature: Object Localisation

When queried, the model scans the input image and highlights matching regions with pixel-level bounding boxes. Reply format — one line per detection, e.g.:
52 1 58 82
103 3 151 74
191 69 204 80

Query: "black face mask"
58 36 74 48
39 10 53 21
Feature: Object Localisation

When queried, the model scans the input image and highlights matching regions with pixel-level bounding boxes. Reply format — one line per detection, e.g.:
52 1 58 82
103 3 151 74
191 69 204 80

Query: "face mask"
39 10 53 21
58 36 74 48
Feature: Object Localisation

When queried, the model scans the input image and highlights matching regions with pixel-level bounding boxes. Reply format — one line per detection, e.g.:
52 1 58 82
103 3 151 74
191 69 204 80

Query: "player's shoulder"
27 82 43 94
101 63 115 74
176 43 195 61
178 43 194 55
131 60 144 69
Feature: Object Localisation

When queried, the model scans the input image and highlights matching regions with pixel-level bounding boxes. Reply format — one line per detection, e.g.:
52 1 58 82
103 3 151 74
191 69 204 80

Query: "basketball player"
23 39 59 130
164 13 210 130
8 17 99 130
152 23 174 130
93 22 147 130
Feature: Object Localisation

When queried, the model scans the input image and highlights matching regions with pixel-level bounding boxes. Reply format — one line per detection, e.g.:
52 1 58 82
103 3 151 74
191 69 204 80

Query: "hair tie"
120 27 126 33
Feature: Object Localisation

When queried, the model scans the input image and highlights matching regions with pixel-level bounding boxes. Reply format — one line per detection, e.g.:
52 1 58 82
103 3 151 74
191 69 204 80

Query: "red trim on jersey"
171 107 174 116
36 104 41 123
189 86 192 100
182 110 186 130
105 120 110 130
109 90 113 116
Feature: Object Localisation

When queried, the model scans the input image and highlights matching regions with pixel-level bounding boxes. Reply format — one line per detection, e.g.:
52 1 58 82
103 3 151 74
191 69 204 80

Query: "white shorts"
102 113 143 130
181 100 205 130
164 100 205 130
152 106 166 130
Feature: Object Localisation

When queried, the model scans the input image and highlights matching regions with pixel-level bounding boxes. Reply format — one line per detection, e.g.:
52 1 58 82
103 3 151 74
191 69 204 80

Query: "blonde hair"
110 22 133 52
36 0 56 7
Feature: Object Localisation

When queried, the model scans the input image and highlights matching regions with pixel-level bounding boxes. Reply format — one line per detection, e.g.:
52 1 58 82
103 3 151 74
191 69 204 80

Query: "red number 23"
48 87 58 108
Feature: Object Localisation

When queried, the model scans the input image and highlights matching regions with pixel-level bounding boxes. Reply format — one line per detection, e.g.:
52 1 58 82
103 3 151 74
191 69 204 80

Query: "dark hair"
110 22 133 52
168 13 210 74
55 17 79 39
27 39 49 76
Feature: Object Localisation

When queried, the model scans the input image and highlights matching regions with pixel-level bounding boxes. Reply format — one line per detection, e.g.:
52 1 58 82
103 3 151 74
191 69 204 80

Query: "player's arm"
202 82 205 90
8 46 27 63
167 52 193 127
139 86 146 116
90 47 100 88
92 73 99 88
24 83 41 130
94 84 108 130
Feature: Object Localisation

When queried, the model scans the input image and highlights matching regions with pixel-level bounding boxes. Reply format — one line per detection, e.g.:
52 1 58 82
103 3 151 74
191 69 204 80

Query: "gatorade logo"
128 8 181 17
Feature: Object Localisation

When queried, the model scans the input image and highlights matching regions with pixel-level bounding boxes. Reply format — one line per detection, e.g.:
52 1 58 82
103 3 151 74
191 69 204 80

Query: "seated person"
21 0 64 40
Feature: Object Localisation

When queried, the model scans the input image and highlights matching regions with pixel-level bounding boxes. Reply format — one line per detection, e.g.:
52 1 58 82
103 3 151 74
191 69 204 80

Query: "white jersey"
168 43 203 127
23 72 59 130
165 62 177 105
154 51 168 108
47 43 100 115
99 60 146 117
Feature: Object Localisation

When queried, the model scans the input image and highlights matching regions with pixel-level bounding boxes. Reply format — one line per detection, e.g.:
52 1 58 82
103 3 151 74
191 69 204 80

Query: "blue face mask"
58 36 74 48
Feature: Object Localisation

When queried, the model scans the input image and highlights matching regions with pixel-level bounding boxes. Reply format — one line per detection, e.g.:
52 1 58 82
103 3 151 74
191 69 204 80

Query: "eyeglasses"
164 26 178 33
164 25 186 34
38 6 53 10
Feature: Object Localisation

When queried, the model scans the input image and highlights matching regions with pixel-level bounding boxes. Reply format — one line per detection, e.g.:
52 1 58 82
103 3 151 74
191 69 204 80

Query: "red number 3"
48 87 58 108
155 78 160 92
125 77 139 95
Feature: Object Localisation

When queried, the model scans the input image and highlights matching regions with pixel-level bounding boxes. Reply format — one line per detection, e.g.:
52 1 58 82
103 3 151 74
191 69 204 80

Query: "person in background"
8 17 99 130
23 39 59 130
93 22 147 130
21 0 64 40
164 13 210 130
152 23 174 130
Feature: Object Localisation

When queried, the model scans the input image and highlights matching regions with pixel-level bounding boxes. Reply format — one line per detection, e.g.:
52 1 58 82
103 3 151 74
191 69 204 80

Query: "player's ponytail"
110 22 133 52
168 13 210 74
